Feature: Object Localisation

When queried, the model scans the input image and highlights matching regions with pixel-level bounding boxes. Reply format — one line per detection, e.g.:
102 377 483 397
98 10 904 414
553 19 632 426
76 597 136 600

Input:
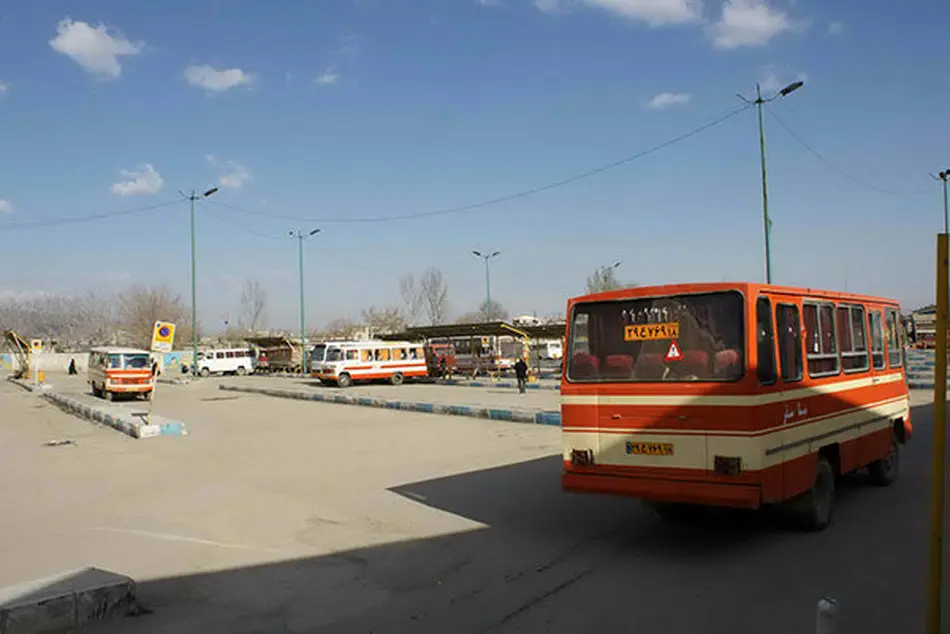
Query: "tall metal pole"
190 192 198 377
942 173 949 235
928 232 949 634
484 258 492 322
298 232 307 374
756 83 772 285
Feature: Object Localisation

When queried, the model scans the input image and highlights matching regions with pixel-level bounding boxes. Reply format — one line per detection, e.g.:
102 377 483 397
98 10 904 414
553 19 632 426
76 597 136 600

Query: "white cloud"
647 91 692 109
49 19 143 79
709 0 793 49
0 200 13 214
536 0 701 24
184 65 254 92
477 0 504 5
207 155 251 189
0 82 8 94
336 34 362 55
111 164 163 196
827 21 843 35
314 67 339 86
759 67 807 95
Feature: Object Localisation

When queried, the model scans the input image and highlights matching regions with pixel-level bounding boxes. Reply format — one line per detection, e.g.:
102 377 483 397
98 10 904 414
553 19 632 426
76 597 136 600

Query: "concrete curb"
41 391 187 439
438 379 560 391
219 384 562 426
0 567 138 634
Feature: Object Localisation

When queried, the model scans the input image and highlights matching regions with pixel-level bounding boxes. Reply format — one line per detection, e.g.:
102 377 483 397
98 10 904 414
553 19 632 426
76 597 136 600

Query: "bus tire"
236 366 247 376
391 372 404 386
200 367 210 378
868 436 899 487
792 455 835 532
142 390 152 401
337 373 352 388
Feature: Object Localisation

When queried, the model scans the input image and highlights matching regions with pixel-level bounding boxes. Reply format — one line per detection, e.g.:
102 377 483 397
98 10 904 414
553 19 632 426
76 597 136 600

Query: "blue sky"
0 0 947 330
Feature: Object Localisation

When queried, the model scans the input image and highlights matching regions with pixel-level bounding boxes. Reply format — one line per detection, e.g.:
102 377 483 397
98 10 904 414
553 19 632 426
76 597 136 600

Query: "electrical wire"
203 104 753 224
767 110 926 197
0 199 184 231
200 204 287 240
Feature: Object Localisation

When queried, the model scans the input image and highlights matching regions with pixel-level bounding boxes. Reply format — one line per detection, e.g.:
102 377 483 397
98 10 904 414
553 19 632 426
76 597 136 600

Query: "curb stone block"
219 384 562 426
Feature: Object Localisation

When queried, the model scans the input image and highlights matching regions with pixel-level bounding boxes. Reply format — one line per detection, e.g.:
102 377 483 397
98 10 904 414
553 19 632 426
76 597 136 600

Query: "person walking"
514 357 528 394
67 358 77 375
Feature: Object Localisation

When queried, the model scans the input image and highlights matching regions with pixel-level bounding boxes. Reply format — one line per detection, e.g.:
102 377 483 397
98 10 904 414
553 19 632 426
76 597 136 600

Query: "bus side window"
885 308 903 368
346 349 359 361
776 303 803 383
869 310 886 370
803 302 839 377
756 297 776 385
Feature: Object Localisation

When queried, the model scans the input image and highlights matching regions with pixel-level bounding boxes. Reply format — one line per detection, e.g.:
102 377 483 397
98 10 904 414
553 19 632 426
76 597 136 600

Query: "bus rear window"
567 291 745 382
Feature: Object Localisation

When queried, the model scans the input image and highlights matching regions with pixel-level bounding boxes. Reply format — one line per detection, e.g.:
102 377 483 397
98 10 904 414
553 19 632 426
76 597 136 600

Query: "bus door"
773 301 805 499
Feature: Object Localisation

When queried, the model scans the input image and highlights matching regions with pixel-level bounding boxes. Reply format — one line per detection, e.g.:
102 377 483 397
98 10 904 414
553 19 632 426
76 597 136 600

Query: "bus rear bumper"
562 471 761 509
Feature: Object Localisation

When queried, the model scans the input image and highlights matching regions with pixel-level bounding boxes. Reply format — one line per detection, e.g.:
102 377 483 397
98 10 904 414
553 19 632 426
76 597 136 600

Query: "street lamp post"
935 171 950 234
291 229 321 374
472 250 500 322
738 80 804 284
181 187 219 376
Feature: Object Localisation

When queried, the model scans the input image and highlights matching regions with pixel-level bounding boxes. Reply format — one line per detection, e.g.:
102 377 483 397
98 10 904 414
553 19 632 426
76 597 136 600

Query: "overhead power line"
767 110 926 197
204 103 753 224
0 199 183 231
201 204 285 240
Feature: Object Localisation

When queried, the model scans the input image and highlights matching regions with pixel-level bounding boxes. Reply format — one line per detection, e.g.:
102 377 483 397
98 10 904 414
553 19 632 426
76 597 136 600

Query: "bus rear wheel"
391 372 404 386
236 366 247 376
200 368 210 378
337 373 352 388
790 455 835 532
869 437 899 487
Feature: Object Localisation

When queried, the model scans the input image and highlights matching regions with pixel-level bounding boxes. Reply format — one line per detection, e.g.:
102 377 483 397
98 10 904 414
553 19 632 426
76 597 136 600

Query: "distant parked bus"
311 340 427 387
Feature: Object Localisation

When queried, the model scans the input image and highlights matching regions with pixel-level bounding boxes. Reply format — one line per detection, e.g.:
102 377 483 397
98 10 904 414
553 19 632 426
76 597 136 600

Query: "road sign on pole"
151 321 176 354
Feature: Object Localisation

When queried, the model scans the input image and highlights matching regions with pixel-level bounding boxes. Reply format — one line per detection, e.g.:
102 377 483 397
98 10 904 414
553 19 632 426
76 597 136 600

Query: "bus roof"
89 347 151 354
571 282 901 307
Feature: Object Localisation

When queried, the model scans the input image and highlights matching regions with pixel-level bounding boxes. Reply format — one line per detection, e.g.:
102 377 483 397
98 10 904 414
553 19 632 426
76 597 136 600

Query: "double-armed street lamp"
472 250 500 322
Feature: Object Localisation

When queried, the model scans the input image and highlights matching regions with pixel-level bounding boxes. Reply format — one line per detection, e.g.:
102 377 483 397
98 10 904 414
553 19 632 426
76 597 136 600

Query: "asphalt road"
91 399 944 634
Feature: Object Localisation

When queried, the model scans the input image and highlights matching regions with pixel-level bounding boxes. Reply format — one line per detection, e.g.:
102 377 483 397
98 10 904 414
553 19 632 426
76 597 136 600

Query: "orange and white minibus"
87 347 155 401
561 282 911 531
310 340 428 387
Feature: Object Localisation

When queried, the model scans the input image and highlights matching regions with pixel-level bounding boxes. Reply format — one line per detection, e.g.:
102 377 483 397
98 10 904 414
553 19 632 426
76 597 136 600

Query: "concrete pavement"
1 375 946 633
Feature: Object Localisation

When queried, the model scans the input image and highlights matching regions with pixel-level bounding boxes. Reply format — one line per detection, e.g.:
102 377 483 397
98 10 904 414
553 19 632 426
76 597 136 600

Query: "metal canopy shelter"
379 321 565 342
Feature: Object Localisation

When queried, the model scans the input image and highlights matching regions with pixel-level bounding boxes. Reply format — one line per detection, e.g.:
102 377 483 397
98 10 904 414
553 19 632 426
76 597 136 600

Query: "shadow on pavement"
87 402 935 634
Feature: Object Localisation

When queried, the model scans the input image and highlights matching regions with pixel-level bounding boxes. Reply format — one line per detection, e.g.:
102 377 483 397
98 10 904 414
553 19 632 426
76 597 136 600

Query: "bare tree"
361 305 406 336
118 285 192 349
0 291 118 349
420 267 449 325
399 275 424 326
239 280 268 332
322 317 360 339
456 299 508 324
585 265 621 294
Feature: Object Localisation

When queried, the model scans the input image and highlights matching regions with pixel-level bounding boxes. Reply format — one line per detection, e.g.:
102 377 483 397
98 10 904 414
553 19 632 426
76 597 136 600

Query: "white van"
532 339 563 360
194 348 256 377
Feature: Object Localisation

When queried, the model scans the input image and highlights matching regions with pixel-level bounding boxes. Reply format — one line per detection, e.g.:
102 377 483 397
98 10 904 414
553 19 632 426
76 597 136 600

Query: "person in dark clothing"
438 356 447 380
67 358 77 375
514 357 528 393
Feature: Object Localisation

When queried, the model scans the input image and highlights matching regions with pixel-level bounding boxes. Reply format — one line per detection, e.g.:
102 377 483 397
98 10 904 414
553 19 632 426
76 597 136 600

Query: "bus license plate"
626 442 674 456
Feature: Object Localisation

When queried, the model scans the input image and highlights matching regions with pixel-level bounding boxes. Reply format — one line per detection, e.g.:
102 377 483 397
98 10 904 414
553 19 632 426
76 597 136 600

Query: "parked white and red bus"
431 335 523 375
561 282 911 531
87 347 155 401
311 340 428 387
